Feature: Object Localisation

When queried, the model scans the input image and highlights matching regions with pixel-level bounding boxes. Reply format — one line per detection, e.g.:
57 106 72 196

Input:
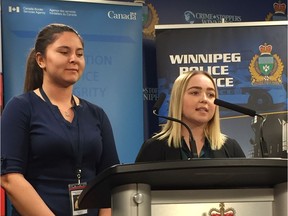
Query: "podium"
79 158 287 216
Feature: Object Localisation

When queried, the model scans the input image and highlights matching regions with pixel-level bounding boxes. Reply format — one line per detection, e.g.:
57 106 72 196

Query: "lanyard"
39 88 83 184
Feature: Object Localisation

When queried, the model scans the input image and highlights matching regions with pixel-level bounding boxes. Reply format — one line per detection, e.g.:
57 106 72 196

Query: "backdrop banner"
1 0 143 163
140 0 287 140
155 21 288 158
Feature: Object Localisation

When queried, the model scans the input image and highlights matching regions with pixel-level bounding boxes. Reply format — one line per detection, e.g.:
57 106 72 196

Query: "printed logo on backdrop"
265 1 287 21
184 11 242 24
207 203 236 216
108 11 137 20
8 6 20 13
249 43 284 85
139 0 159 39
8 4 77 16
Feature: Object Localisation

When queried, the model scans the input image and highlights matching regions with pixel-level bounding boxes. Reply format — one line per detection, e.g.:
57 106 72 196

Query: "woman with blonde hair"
136 70 245 162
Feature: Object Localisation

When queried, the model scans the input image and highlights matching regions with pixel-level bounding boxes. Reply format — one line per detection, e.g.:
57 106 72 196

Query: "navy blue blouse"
1 91 120 215
136 136 246 162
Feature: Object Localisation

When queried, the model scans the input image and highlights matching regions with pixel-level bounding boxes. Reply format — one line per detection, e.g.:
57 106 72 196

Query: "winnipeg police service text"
169 52 241 88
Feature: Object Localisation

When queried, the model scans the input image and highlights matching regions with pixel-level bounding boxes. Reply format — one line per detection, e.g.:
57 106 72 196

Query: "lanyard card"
68 182 88 216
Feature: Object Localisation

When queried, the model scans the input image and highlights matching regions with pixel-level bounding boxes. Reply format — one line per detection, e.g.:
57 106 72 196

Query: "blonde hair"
153 70 227 150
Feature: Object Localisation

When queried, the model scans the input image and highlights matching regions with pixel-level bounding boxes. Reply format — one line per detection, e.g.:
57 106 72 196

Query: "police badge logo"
265 1 287 21
135 0 159 39
249 43 284 85
208 202 235 216
143 1 159 39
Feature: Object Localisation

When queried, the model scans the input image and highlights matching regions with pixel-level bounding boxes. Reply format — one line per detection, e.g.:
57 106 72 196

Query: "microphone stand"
153 110 198 158
252 114 269 157
214 98 269 158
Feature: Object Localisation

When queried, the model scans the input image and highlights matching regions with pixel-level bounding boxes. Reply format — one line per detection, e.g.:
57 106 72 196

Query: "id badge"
68 182 88 216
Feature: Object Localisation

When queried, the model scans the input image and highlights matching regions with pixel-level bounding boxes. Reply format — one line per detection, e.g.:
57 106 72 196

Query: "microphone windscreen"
153 92 166 112
214 98 256 117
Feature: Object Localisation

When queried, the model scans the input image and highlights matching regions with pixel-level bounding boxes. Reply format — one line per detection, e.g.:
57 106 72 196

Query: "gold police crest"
249 43 284 85
141 1 159 39
208 202 235 216
265 1 287 21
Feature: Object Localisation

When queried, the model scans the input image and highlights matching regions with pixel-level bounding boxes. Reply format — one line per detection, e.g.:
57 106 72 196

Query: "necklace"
63 108 72 117
60 96 75 118
39 88 76 119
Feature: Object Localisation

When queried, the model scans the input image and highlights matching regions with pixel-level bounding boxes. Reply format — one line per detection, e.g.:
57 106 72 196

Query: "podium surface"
79 158 287 209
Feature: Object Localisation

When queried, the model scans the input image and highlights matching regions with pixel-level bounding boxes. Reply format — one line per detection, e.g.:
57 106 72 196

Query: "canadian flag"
8 6 20 13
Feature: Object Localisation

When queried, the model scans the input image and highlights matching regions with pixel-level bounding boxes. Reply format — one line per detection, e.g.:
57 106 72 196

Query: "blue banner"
140 0 287 140
155 21 288 157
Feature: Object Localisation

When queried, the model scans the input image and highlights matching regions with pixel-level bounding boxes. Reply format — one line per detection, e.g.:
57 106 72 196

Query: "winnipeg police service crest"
249 43 284 85
142 1 159 39
208 202 236 216
265 1 287 21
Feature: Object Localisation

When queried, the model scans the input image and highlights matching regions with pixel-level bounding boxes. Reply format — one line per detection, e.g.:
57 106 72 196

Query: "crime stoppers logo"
249 43 284 85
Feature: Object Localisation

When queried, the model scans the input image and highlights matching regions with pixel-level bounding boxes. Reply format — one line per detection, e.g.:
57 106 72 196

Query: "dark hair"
23 23 84 92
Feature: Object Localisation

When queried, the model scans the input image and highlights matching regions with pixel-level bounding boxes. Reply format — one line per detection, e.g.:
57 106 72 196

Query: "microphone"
214 98 257 117
214 98 268 157
153 93 198 158
152 92 166 114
